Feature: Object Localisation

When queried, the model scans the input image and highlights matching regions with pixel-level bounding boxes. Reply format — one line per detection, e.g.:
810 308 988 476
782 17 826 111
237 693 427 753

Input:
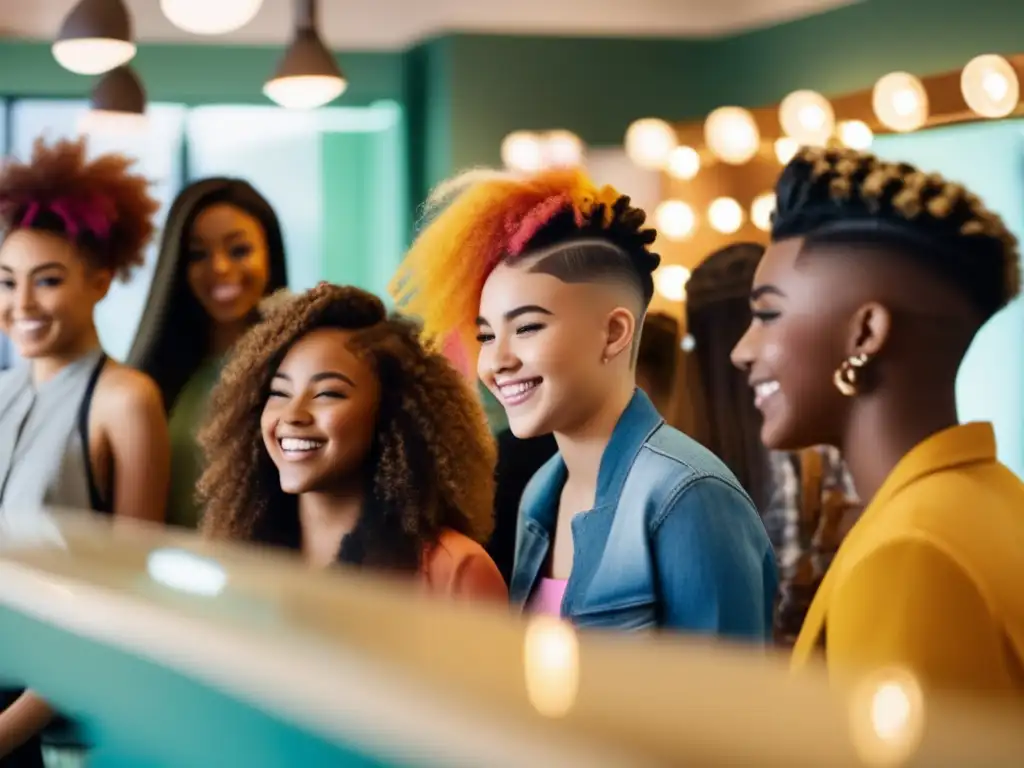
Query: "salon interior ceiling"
0 0 859 50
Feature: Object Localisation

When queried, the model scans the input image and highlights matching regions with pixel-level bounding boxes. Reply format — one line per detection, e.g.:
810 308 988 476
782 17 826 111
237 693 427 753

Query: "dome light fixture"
666 146 701 180
704 107 760 165
778 90 834 146
750 192 776 232
264 0 346 110
624 119 677 170
161 0 264 35
838 120 874 150
79 66 148 135
774 137 799 164
873 72 929 133
543 130 585 168
707 197 744 234
654 265 691 303
654 200 696 241
961 54 1020 119
501 132 545 172
52 0 136 76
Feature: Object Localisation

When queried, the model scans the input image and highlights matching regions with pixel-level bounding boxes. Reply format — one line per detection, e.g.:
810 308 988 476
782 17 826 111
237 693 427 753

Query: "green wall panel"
0 41 403 106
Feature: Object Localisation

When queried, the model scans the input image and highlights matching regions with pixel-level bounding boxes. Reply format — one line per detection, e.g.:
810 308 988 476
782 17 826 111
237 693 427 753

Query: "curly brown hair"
197 283 497 570
0 137 158 280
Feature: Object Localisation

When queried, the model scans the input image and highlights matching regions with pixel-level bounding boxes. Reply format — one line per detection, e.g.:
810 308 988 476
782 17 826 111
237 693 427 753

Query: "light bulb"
654 265 691 302
625 118 677 169
501 131 545 172
838 120 874 149
161 0 264 35
263 75 347 110
704 107 760 165
654 200 696 241
524 617 579 719
543 130 585 168
750 192 776 232
52 39 136 76
774 137 798 164
708 197 744 234
873 72 929 132
779 90 834 146
961 54 1020 119
78 110 149 136
666 146 701 180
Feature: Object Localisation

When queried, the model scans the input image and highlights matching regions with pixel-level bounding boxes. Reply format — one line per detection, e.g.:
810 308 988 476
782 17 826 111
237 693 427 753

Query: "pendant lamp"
79 66 148 135
52 0 136 76
264 0 346 110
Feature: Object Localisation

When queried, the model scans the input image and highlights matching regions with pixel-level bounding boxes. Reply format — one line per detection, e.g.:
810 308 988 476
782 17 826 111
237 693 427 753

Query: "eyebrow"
475 304 553 326
0 262 67 274
189 231 250 248
750 285 786 301
272 371 357 388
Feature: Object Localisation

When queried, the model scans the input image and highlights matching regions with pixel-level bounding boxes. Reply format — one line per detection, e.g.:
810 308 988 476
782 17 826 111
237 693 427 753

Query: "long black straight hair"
678 242 771 510
127 178 289 411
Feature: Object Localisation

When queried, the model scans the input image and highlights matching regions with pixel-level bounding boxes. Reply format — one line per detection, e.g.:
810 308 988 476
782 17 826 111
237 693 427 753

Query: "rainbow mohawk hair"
390 167 647 366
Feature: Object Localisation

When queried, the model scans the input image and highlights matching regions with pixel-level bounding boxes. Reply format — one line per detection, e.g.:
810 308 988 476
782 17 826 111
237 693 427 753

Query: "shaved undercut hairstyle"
389 168 660 363
774 146 1020 323
521 206 659 309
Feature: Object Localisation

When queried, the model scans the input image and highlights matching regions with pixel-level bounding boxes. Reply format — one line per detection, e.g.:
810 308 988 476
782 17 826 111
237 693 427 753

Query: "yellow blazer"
792 423 1024 696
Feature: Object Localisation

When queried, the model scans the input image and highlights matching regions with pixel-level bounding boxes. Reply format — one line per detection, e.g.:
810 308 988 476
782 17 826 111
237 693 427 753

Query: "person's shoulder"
426 529 507 600
95 361 165 415
431 528 487 560
639 423 746 493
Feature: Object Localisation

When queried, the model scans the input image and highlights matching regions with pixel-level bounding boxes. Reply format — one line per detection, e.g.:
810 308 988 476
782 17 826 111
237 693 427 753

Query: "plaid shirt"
763 446 862 647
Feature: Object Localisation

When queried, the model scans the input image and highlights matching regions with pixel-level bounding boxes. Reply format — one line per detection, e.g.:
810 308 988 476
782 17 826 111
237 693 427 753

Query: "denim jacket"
510 390 778 639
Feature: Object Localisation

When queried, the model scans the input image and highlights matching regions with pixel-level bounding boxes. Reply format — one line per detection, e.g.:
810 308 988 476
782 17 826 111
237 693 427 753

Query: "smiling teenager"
196 284 506 600
128 179 289 529
732 146 1024 695
0 139 169 764
391 169 776 636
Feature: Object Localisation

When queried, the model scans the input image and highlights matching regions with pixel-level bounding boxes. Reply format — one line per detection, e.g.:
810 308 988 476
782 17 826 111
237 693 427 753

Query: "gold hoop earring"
833 353 869 397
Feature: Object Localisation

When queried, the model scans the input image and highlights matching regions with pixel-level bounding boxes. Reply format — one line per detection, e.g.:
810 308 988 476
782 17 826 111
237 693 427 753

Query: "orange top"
792 423 1024 696
420 529 508 602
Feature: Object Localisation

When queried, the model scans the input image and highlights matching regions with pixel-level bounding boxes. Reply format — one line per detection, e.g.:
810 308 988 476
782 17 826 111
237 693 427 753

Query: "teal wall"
319 103 408 299
440 0 1024 171
4 0 1024 198
0 40 402 105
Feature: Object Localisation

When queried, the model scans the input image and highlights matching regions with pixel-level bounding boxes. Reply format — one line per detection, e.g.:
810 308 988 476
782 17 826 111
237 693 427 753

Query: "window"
185 102 406 298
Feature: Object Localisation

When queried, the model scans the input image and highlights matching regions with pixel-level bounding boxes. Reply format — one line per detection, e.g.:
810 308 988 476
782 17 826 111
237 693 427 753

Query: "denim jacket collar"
523 389 664 527
512 390 664 603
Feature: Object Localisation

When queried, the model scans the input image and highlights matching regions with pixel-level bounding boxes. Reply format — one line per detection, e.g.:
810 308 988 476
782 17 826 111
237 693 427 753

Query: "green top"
166 356 224 529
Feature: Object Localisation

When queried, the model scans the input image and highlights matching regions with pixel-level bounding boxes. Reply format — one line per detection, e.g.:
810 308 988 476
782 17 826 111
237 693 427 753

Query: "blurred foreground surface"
0 511 1021 767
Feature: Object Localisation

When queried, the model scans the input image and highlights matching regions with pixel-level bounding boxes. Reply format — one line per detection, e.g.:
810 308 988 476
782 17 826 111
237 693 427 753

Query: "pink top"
528 578 568 617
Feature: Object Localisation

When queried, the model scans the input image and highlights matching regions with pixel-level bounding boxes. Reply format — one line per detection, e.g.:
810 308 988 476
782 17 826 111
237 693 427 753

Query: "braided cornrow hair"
773 146 1020 319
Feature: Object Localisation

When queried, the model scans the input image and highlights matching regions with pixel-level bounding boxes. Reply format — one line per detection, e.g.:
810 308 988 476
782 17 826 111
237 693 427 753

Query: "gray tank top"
0 348 108 538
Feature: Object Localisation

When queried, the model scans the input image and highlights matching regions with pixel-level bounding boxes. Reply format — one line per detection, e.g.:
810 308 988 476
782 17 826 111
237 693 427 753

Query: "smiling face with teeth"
261 328 381 495
476 253 636 440
731 237 870 451
186 203 270 327
0 229 112 361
